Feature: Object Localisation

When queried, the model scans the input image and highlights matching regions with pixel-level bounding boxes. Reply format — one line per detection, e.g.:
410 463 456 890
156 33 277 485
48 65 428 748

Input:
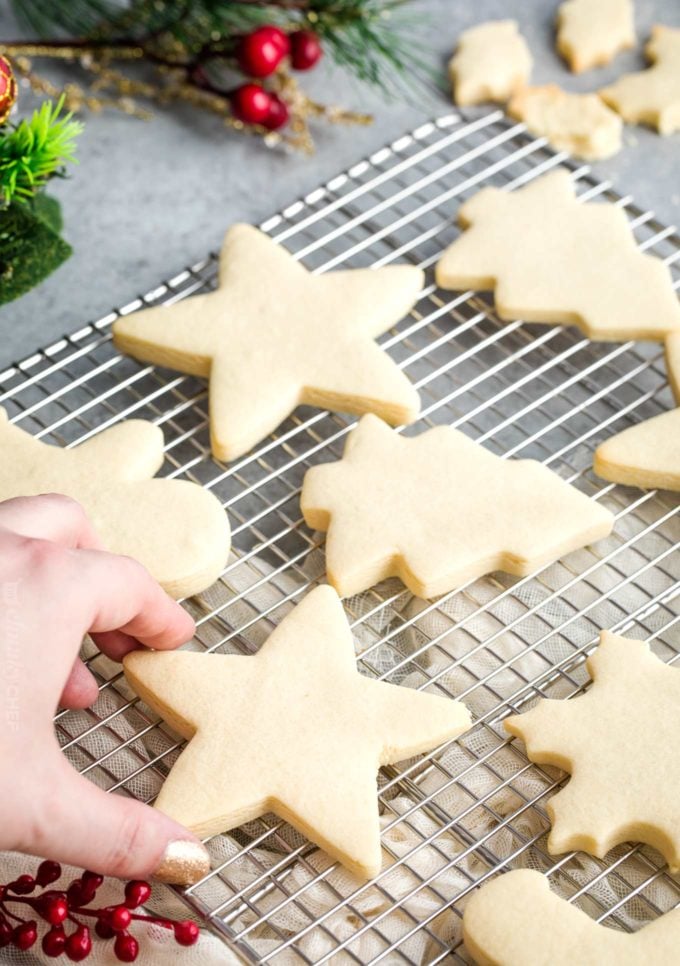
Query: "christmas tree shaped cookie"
593 409 680 491
601 26 680 135
0 409 230 598
463 870 680 966
300 414 614 599
449 20 532 107
435 169 680 341
113 224 423 462
666 333 680 403
506 632 680 870
124 585 470 879
556 0 635 74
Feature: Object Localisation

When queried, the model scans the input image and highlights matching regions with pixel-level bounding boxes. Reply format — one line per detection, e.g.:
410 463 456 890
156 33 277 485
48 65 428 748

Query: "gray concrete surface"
1 0 679 369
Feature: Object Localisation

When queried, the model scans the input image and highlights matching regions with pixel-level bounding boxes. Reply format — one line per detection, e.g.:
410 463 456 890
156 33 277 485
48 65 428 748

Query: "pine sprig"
0 96 83 205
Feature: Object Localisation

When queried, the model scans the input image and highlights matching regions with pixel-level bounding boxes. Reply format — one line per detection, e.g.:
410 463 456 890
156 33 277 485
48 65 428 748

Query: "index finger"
0 494 104 550
75 547 196 653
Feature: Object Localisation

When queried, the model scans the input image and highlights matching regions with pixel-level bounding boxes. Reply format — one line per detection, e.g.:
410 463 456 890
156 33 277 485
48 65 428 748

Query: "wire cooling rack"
1 109 679 964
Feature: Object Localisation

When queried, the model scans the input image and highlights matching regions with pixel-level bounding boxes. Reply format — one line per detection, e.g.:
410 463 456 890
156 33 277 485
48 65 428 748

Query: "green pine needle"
0 96 83 206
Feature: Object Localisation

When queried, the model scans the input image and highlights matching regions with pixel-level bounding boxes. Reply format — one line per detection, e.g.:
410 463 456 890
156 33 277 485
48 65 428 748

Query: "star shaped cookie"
556 0 635 74
593 409 680 492
300 415 614 599
600 25 680 135
113 224 423 462
506 631 680 869
666 333 680 403
464 870 680 966
0 408 230 598
123 585 471 879
448 20 532 107
435 169 680 341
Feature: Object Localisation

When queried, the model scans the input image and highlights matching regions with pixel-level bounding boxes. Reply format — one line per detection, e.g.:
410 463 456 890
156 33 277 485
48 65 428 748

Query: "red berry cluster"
0 861 199 961
231 24 323 130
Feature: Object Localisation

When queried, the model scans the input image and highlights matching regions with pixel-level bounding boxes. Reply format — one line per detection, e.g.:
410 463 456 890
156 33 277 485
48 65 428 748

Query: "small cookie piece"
436 169 680 341
124 585 471 880
113 224 423 462
449 21 532 107
600 25 680 135
508 84 623 160
665 332 680 404
593 409 680 491
463 869 680 966
506 631 680 870
556 0 635 73
0 409 230 598
300 414 613 599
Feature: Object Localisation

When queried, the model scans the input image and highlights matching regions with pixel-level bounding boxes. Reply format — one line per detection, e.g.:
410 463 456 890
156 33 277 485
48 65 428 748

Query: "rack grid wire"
2 109 679 965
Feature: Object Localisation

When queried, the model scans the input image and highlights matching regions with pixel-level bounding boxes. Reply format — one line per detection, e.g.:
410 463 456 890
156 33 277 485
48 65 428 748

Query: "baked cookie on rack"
600 25 680 135
665 332 680 403
506 631 680 870
556 0 635 73
435 168 680 341
300 414 614 599
507 85 623 161
463 869 680 965
449 20 532 107
113 224 423 462
593 409 680 491
124 585 471 880
0 409 230 598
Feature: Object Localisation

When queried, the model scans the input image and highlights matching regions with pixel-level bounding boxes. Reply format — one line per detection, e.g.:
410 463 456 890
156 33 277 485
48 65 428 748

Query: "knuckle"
39 492 88 520
103 806 148 877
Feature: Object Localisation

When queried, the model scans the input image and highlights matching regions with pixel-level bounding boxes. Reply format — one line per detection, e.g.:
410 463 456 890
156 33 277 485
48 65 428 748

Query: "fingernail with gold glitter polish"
152 839 211 886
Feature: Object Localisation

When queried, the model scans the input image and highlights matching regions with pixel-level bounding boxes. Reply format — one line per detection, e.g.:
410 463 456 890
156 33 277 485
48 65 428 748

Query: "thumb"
25 755 210 886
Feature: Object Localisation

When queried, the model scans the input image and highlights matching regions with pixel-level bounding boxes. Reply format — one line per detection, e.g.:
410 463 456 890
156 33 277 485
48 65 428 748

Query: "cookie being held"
113 224 423 462
0 409 230 598
124 585 471 880
301 414 614 599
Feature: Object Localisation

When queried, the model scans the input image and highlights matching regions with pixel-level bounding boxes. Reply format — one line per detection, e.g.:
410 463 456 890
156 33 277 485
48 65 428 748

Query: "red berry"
262 93 290 131
95 919 115 939
65 924 91 962
0 55 17 124
0 918 13 947
237 25 287 77
43 925 66 958
174 919 200 946
37 861 62 887
13 920 38 950
9 873 36 894
124 880 151 909
114 932 139 963
38 892 69 925
231 83 273 125
81 870 103 892
264 25 290 56
109 905 132 932
67 880 94 907
290 29 322 70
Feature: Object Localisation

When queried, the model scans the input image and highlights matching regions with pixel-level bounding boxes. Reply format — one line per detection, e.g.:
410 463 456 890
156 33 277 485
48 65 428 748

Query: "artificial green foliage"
9 0 436 97
0 97 83 206
0 197 72 305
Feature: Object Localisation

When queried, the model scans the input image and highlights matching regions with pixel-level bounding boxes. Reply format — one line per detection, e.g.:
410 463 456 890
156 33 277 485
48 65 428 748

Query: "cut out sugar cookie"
601 25 680 135
463 869 680 966
506 631 680 869
508 84 622 160
123 585 471 879
300 414 614 599
666 332 680 403
449 21 532 107
556 0 635 74
113 224 423 462
0 409 230 598
435 169 680 341
593 409 680 491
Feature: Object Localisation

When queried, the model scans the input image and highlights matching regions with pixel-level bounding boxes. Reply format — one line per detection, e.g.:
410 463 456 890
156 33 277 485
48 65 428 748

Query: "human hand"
0 494 210 885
